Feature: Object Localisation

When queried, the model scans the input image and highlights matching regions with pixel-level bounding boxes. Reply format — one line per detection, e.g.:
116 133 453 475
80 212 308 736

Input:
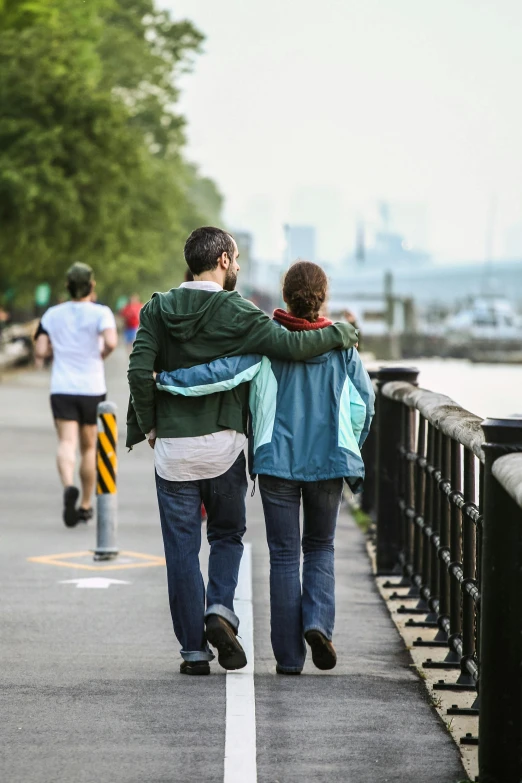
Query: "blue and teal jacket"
156 345 374 491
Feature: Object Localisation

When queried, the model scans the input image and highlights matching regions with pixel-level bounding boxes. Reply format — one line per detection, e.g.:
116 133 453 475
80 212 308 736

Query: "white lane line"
224 542 257 783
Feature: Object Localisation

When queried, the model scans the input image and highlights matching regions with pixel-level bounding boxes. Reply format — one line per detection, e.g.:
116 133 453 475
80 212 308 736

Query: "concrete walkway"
0 350 466 783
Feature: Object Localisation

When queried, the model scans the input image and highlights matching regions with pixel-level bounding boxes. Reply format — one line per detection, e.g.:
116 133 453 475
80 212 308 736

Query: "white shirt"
154 431 247 482
41 301 116 395
152 280 247 481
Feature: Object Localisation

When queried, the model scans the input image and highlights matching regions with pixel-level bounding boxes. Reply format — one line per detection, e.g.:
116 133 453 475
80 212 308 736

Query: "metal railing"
362 367 522 783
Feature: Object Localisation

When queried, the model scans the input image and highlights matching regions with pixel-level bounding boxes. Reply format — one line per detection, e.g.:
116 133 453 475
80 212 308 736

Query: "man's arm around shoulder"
234 299 358 361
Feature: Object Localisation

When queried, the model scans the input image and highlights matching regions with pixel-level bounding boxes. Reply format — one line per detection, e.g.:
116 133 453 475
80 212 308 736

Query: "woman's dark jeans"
259 474 343 672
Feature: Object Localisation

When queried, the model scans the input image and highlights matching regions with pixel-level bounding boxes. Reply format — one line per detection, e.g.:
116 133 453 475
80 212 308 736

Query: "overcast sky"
161 0 522 264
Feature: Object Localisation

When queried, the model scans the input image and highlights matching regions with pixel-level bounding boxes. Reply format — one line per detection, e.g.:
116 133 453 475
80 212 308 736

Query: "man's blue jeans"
259 475 343 672
155 452 248 662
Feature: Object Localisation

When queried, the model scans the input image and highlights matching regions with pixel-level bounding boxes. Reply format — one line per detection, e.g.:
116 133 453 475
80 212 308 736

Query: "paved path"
1 350 466 783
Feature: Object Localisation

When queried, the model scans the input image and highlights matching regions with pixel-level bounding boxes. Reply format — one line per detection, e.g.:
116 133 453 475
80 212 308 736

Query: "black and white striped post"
94 401 119 561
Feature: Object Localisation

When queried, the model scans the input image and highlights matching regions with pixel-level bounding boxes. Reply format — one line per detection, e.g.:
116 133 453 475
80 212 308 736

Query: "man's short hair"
66 262 94 299
184 227 235 276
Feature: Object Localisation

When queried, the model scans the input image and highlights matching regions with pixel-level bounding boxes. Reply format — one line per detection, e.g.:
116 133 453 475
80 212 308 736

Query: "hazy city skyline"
163 0 522 265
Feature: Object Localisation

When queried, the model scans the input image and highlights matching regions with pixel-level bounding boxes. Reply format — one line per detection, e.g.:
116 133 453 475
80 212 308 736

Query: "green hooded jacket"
126 287 358 448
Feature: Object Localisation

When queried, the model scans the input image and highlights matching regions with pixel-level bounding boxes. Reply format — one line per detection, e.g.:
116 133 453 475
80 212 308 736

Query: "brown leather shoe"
305 630 337 670
180 660 210 676
205 615 247 670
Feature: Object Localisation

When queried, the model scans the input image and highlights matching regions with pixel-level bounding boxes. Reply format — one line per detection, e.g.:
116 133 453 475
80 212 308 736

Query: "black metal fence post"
413 415 426 587
460 448 478 696
360 369 379 516
421 422 435 616
448 439 462 645
479 418 522 783
375 367 419 574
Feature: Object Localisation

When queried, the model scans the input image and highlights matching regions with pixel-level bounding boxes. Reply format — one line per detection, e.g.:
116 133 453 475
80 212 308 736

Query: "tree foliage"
0 0 222 305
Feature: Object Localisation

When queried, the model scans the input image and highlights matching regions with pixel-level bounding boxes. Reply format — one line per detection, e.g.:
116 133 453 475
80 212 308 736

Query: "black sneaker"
76 507 93 524
304 630 337 671
276 665 301 675
205 615 247 670
63 486 79 528
180 660 210 676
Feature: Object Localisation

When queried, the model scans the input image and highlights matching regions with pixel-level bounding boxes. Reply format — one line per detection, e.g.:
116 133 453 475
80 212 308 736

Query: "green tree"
98 0 204 157
0 0 223 307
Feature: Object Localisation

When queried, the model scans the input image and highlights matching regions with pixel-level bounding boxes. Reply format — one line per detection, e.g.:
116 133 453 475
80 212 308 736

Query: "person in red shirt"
120 294 142 352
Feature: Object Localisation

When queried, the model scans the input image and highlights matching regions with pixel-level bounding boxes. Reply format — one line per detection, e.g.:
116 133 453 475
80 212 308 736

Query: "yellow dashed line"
27 551 166 572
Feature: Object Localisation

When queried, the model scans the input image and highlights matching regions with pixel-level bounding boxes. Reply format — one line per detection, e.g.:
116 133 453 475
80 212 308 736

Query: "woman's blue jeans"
259 475 343 672
155 452 248 662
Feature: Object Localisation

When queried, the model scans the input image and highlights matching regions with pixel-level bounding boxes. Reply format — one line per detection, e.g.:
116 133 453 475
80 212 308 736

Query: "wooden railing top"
382 380 485 462
492 453 522 509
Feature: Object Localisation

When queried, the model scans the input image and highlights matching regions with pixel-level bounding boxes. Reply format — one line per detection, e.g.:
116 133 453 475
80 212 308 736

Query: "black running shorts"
50 394 106 426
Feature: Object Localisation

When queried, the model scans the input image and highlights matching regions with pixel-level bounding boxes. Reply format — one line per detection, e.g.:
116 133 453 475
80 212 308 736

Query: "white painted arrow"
60 578 130 589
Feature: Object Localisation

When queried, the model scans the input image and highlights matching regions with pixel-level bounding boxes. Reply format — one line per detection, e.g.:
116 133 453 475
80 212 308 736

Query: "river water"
368 358 522 420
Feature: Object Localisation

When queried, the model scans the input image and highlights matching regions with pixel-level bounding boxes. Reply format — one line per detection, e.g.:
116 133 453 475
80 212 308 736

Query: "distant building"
347 226 431 269
234 230 253 284
347 202 431 269
284 225 316 263
330 259 522 308
234 230 282 310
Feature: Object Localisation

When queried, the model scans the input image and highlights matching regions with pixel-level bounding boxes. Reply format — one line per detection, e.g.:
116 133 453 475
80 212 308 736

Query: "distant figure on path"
127 227 359 675
120 294 142 352
34 263 118 526
0 305 10 330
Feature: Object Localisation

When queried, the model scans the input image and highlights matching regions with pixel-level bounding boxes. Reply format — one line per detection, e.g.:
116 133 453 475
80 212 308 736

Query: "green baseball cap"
66 262 93 287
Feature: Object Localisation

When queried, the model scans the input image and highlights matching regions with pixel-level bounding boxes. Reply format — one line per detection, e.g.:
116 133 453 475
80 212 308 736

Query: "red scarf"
273 308 333 331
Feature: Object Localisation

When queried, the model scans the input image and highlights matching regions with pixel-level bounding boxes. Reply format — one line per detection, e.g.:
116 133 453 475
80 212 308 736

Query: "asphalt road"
0 349 466 783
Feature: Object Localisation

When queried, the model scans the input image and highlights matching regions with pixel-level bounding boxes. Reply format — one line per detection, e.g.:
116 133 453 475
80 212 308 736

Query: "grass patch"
350 506 373 533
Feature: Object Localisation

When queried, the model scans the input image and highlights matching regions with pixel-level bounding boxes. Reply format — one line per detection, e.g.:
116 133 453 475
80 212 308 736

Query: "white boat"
444 297 522 361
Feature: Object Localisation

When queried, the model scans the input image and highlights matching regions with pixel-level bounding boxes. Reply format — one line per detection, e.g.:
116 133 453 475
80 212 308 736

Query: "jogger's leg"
79 424 97 509
155 473 214 662
259 475 304 672
301 478 343 639
55 419 78 487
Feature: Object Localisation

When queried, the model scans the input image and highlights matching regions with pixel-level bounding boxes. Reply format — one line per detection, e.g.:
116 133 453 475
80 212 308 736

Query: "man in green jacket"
127 226 358 675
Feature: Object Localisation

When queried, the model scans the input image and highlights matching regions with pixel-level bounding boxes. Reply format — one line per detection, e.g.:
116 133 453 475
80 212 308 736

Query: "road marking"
28 550 165 572
224 542 257 783
60 577 130 589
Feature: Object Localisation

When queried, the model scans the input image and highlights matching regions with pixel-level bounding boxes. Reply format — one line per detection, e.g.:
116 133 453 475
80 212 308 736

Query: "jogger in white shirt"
34 263 118 526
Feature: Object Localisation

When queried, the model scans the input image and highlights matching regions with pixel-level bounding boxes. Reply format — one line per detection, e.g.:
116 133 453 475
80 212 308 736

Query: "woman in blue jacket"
155 261 375 674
